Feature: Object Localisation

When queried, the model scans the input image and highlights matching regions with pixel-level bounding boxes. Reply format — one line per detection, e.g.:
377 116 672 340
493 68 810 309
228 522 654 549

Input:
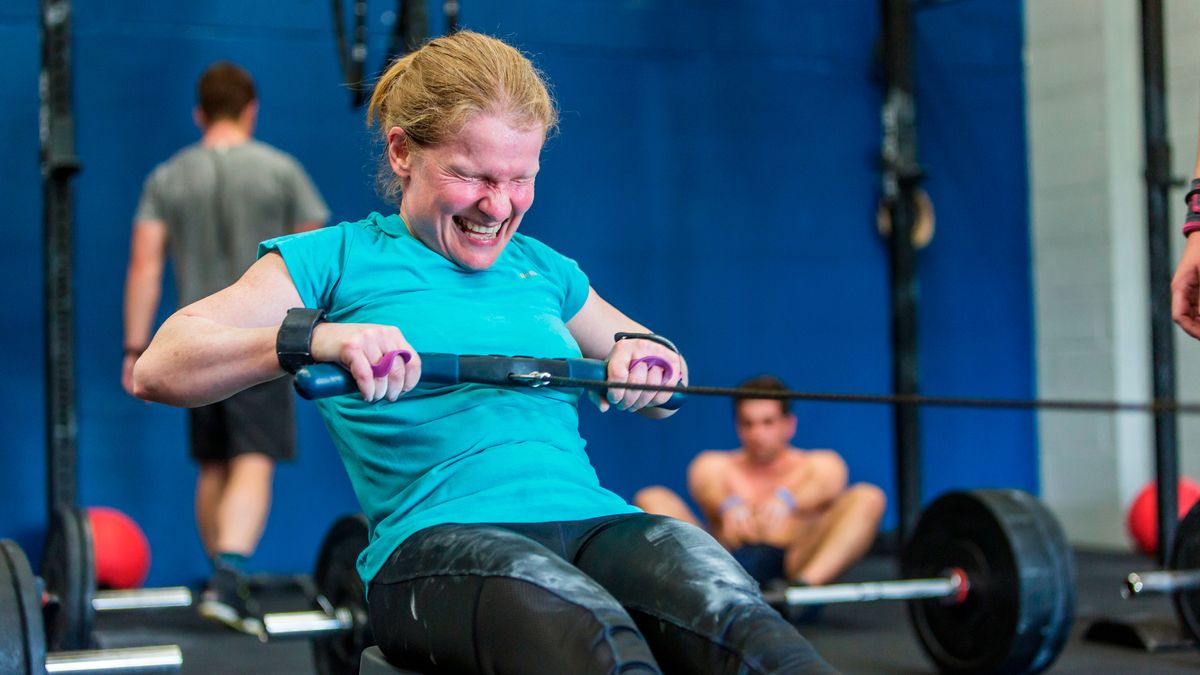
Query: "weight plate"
0 539 46 675
901 489 1075 675
41 505 96 651
1170 500 1200 642
312 513 373 675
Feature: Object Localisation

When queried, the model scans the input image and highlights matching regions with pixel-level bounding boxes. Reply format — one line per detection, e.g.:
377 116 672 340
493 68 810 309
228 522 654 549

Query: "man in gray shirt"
121 62 328 635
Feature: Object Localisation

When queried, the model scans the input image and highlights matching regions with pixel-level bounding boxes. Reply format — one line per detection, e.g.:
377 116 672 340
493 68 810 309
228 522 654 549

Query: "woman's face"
391 113 544 271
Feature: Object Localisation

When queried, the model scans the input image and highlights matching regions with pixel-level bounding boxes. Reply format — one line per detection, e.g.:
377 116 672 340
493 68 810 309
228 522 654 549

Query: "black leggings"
367 513 837 674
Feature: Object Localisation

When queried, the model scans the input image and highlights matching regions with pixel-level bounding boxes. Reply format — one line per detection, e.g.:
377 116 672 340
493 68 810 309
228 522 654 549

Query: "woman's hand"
311 322 421 402
598 337 686 413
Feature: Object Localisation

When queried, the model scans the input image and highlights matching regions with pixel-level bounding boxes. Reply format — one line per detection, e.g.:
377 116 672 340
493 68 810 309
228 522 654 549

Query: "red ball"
1127 479 1200 556
87 507 151 589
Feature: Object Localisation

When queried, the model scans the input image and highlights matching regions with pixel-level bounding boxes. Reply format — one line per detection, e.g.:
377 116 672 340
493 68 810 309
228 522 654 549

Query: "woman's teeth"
455 217 501 239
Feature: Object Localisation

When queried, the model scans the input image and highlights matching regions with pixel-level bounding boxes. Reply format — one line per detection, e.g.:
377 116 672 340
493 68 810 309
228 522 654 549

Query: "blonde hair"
367 31 559 205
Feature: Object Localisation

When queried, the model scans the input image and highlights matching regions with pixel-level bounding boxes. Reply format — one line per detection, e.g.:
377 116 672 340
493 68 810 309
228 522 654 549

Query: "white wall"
1027 0 1200 548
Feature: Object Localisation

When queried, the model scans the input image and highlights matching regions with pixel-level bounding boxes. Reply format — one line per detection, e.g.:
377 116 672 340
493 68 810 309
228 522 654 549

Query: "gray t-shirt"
134 140 329 305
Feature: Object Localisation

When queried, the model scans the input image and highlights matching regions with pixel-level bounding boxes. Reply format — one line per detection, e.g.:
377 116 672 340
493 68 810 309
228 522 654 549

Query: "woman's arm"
132 253 302 407
135 252 421 407
566 287 687 418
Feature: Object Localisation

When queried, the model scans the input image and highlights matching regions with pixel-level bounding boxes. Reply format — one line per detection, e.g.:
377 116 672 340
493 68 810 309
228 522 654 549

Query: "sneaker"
197 567 265 638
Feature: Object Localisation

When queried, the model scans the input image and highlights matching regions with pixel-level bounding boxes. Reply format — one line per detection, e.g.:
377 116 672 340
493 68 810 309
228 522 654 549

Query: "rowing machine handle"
293 353 685 410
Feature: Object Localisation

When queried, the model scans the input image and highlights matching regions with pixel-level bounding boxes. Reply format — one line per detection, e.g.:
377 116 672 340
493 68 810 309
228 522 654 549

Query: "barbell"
0 539 182 674
1118 499 1200 644
40 506 192 653
242 514 373 675
763 489 1075 675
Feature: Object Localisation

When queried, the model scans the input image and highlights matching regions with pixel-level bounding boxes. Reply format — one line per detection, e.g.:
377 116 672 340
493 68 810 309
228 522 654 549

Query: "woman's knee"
578 515 834 673
581 515 763 625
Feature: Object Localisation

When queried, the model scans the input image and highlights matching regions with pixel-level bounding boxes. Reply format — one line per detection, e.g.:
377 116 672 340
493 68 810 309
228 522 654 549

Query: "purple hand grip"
371 349 413 378
629 355 673 382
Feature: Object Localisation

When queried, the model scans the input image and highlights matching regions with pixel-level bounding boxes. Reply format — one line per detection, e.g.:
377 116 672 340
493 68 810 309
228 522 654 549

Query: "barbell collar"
45 645 182 673
770 571 965 607
1123 569 1200 597
262 607 354 638
92 587 193 611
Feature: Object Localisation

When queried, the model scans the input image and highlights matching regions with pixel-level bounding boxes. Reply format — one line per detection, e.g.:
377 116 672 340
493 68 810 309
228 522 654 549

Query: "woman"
134 30 835 675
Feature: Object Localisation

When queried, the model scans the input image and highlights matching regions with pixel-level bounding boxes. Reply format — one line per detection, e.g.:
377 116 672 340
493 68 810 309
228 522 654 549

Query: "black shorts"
189 377 296 462
368 513 836 674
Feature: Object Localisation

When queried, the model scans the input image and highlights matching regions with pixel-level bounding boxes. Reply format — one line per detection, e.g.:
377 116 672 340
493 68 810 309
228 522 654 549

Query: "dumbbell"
41 506 193 652
1120 499 1200 644
762 490 1075 675
0 539 182 674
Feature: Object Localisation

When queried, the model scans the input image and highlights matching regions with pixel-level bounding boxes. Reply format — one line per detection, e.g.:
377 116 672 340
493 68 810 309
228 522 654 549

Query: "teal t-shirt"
259 212 637 588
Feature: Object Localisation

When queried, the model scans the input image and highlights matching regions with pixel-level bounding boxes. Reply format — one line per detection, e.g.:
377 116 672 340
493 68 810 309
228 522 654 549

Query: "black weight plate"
901 490 1075 675
0 539 46 675
312 513 373 675
41 505 96 651
1016 490 1076 673
1170 500 1200 642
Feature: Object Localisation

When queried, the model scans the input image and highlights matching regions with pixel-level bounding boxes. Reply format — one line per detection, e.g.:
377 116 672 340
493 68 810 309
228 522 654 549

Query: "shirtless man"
635 375 886 587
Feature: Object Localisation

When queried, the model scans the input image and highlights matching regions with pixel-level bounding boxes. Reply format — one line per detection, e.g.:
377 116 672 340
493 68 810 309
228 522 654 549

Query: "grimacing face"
735 399 797 464
391 113 544 271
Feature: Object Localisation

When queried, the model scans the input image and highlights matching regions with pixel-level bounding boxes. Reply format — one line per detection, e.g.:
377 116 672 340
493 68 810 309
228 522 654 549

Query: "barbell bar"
1122 569 1200 597
1119 501 1200 643
263 606 354 638
763 569 968 607
90 587 193 612
44 646 183 674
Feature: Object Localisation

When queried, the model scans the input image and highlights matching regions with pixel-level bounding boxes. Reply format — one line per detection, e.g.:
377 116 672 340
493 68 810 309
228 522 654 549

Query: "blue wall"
0 0 1033 586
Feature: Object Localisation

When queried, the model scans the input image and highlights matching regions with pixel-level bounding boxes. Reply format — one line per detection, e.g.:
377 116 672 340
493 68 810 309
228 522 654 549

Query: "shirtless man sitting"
635 375 886 588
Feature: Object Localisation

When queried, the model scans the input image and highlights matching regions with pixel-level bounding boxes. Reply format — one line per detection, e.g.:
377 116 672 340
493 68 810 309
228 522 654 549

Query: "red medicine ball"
1127 478 1200 557
87 507 151 589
